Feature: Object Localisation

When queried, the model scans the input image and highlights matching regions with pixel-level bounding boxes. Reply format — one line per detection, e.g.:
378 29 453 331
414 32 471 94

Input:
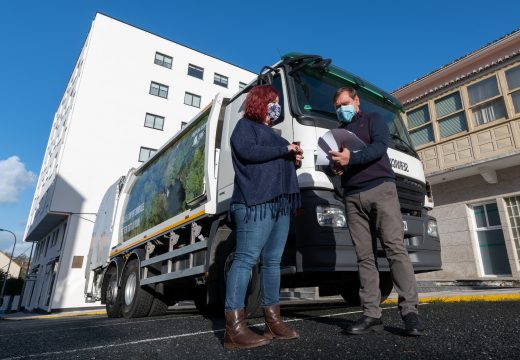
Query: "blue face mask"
267 102 281 122
336 104 356 123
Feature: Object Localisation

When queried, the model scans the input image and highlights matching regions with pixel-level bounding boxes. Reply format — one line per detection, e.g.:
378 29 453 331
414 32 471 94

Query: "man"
329 87 423 336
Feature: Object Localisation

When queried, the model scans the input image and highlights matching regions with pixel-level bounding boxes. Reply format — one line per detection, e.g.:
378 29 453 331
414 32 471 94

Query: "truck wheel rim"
124 273 137 306
107 277 118 304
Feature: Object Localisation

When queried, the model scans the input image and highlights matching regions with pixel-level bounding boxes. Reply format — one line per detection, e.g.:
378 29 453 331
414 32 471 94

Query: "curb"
0 310 107 321
383 293 520 304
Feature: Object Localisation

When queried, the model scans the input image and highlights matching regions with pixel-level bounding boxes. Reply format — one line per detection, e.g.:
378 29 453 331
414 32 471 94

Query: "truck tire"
148 297 168 317
218 235 261 318
120 260 154 318
193 286 220 315
104 266 122 318
341 272 394 306
148 283 168 317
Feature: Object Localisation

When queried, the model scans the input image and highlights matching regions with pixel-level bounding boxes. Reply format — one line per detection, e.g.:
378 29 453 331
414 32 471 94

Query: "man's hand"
329 148 350 166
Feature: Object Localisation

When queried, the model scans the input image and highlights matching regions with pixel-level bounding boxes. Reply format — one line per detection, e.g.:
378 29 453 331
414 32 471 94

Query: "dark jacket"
341 111 395 195
230 118 300 216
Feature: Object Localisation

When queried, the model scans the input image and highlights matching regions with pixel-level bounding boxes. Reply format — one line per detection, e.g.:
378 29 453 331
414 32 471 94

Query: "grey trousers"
345 181 419 318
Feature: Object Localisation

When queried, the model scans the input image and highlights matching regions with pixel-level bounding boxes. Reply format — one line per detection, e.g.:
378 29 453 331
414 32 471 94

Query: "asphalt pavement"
1 294 519 359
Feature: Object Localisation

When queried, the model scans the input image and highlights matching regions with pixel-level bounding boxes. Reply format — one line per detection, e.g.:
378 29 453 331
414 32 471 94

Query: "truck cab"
218 54 441 283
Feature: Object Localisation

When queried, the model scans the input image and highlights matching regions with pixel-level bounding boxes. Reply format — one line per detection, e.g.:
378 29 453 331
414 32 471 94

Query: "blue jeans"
225 203 290 311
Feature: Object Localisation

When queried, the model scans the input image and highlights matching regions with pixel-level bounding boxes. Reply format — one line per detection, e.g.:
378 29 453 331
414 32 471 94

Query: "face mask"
336 104 356 123
267 102 281 122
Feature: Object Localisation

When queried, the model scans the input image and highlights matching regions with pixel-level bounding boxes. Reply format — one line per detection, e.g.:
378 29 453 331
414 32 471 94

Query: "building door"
41 260 59 311
472 203 512 276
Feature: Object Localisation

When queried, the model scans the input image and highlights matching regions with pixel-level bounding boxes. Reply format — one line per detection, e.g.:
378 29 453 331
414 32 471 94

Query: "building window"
239 82 247 90
144 113 164 130
214 73 229 88
138 147 157 162
472 203 512 276
505 65 520 113
505 196 520 263
154 52 172 69
184 92 201 108
406 105 434 147
149 81 169 98
434 91 468 138
188 64 204 79
467 76 506 126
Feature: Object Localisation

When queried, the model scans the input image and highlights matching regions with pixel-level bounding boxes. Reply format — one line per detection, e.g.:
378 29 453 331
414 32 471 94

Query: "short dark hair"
244 85 279 123
333 87 357 104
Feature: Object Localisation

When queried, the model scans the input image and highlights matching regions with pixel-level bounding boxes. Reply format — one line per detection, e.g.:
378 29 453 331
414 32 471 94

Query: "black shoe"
346 315 384 335
403 313 424 336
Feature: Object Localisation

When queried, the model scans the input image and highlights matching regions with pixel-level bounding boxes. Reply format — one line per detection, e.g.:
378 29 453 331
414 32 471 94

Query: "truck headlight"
316 205 346 227
427 219 438 237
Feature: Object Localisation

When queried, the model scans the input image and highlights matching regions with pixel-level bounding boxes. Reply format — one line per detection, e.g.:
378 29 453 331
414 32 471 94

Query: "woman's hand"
288 143 304 168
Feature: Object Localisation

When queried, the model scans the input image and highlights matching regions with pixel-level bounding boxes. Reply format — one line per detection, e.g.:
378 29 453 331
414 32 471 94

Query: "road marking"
0 314 201 337
0 306 400 360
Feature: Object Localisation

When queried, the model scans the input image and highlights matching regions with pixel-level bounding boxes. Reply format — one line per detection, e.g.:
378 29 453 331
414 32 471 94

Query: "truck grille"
395 176 425 216
324 170 426 217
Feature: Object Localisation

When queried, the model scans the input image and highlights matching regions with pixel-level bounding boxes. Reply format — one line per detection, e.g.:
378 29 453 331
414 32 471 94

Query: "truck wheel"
148 297 168 317
341 272 394 306
148 283 168 317
104 266 122 318
120 260 154 318
218 236 261 318
193 286 220 315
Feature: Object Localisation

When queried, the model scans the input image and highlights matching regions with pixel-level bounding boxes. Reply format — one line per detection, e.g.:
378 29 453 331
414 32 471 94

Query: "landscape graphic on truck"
121 113 209 242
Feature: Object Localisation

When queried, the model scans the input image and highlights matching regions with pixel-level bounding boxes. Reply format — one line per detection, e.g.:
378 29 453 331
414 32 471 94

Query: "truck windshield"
291 67 415 154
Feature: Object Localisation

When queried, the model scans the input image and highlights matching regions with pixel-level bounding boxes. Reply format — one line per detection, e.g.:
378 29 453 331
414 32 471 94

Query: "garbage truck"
84 53 441 318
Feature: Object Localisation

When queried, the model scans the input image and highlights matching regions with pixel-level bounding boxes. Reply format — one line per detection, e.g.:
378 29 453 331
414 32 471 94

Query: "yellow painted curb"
36 311 107 319
383 293 520 304
1 310 107 321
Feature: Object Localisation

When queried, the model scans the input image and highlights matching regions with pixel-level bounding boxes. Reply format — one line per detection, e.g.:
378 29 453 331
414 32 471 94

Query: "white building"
21 13 256 312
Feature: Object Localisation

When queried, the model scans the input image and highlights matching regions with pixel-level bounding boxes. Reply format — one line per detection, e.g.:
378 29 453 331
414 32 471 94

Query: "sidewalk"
0 308 107 321
385 287 520 304
2 287 519 321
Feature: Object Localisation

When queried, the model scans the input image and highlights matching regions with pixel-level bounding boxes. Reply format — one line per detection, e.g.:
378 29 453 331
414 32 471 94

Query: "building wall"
0 252 21 278
22 13 256 311
417 166 520 280
22 220 66 311
393 32 520 282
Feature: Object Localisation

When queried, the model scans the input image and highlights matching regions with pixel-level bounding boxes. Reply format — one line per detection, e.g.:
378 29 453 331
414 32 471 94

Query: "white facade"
22 13 256 311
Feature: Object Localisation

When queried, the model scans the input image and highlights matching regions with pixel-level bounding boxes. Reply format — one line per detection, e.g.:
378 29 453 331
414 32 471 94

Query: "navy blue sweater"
230 118 300 214
341 111 395 195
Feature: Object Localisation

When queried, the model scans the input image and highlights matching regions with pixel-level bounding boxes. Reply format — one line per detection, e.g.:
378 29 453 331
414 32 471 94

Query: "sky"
1 0 519 257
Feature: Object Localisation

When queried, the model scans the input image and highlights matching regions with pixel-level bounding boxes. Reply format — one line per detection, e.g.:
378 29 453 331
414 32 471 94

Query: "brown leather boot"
224 309 271 349
263 304 299 340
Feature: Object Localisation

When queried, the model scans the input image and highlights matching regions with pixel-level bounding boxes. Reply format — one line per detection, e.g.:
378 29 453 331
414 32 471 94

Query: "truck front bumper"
284 189 442 274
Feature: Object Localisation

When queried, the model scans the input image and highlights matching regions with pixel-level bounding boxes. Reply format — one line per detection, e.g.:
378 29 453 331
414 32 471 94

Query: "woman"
224 85 303 349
